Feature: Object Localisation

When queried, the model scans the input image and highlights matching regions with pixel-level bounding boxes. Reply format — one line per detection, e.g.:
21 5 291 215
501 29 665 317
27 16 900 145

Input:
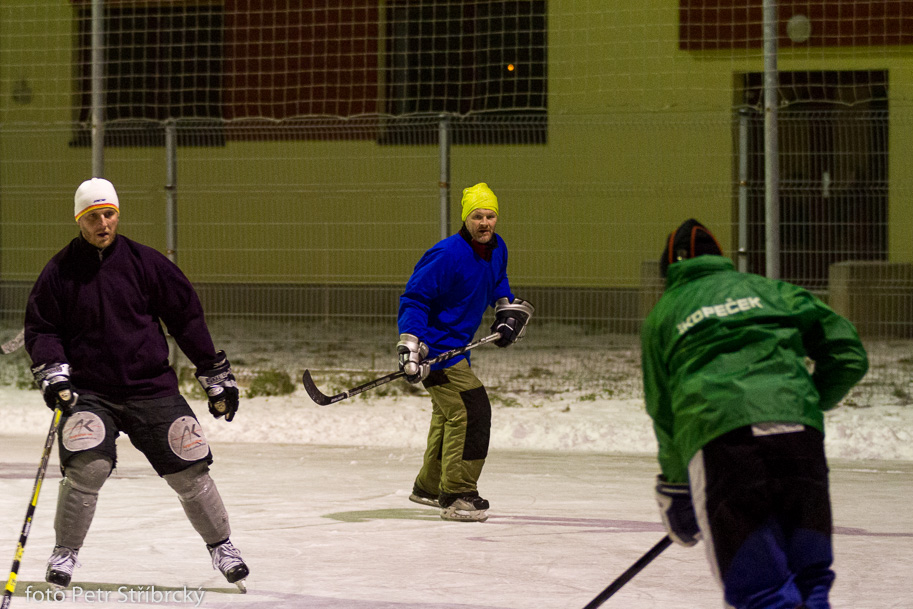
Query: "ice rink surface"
1 435 911 609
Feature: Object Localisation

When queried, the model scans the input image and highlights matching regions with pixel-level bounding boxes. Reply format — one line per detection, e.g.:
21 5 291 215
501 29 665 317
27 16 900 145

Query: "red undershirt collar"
459 226 496 261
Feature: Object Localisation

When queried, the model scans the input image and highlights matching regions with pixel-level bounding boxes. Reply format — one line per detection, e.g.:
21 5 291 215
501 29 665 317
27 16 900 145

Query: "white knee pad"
55 452 113 549
164 462 230 545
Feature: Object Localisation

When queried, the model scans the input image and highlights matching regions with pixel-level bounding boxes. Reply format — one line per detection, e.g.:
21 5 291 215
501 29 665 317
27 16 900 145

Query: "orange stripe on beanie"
74 178 119 221
659 218 723 277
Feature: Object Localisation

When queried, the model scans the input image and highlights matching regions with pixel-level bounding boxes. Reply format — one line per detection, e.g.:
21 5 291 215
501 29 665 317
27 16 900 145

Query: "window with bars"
381 0 548 145
73 4 225 147
71 2 547 146
742 71 888 290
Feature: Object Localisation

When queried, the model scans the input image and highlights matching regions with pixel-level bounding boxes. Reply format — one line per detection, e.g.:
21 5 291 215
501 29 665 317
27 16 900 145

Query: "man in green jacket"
641 219 868 609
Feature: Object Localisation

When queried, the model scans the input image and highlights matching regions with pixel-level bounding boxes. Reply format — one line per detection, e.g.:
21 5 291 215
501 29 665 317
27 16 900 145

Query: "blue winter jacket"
398 229 514 369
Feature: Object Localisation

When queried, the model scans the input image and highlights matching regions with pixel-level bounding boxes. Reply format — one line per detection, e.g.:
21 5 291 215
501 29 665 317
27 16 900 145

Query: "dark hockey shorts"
690 425 834 609
57 393 213 476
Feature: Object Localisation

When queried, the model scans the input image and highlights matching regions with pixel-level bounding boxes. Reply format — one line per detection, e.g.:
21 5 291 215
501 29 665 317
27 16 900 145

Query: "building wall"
2 0 912 295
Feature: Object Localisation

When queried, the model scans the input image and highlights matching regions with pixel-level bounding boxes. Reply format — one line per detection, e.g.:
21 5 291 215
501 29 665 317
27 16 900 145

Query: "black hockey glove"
490 298 535 348
397 333 430 384
195 351 240 422
655 475 701 547
31 362 78 414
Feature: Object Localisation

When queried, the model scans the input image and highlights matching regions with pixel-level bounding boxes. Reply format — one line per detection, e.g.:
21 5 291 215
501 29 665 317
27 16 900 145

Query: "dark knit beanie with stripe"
659 219 723 278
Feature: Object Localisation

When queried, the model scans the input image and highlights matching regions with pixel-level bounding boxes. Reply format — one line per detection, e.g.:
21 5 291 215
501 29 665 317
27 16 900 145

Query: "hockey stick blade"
302 369 403 406
301 370 336 405
1 329 24 355
302 332 501 406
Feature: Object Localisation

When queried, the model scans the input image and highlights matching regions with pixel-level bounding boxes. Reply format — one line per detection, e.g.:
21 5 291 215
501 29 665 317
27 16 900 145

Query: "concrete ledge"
637 259 913 339
829 261 913 338
640 260 664 320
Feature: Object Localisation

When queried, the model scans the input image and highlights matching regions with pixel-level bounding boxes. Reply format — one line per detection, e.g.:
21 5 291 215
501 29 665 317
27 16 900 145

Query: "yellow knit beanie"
460 183 499 222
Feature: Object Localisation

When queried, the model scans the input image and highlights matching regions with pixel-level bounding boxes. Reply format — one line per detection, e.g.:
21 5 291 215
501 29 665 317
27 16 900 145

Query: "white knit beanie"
74 178 119 221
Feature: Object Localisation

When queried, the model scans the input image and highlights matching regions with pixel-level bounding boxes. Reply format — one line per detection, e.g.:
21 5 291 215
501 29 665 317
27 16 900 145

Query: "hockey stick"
302 332 502 405
2 408 64 609
582 535 672 609
1 330 24 355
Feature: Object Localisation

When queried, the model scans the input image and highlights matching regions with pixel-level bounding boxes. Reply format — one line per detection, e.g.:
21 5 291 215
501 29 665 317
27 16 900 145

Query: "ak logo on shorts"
168 416 210 461
61 412 105 452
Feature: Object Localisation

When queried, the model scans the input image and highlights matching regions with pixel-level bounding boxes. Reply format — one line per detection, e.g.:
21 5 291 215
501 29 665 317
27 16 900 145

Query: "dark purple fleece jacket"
25 235 218 401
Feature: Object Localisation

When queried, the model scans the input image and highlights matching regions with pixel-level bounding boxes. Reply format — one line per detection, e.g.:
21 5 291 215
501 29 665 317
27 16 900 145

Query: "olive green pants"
413 359 492 497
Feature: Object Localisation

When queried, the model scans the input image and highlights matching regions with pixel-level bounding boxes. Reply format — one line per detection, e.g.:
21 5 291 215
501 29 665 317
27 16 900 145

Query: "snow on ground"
2 380 911 462
1 322 911 609
1 318 911 460
2 437 909 609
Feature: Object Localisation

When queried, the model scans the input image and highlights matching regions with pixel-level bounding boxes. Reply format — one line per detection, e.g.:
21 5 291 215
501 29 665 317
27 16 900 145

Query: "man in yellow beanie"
459 182 499 223
397 182 534 522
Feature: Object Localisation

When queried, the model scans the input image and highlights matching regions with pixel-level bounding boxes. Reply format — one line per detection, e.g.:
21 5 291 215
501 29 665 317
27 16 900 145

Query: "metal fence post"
439 114 451 240
763 0 781 279
90 0 105 177
165 120 177 264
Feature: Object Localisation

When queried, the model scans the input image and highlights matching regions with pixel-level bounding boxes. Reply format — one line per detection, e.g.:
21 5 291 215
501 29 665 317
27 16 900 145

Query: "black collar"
75 233 118 261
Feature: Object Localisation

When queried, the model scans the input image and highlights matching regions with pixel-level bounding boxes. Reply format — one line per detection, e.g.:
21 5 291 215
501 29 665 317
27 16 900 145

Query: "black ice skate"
208 540 249 593
408 485 440 507
46 545 80 589
439 493 489 522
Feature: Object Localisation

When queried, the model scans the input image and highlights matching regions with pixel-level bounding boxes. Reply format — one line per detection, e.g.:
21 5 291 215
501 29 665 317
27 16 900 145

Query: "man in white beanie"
398 182 534 522
24 178 250 591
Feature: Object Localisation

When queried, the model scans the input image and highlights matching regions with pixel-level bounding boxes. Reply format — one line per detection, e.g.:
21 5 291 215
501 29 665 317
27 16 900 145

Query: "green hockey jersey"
641 256 868 483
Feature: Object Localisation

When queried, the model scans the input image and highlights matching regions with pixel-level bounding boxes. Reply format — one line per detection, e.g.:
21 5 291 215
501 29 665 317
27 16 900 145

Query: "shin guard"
163 462 230 545
55 452 112 549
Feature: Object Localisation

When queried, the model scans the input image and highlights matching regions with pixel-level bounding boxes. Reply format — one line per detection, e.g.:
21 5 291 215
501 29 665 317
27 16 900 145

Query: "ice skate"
439 494 489 522
46 545 80 589
208 540 249 593
408 486 439 507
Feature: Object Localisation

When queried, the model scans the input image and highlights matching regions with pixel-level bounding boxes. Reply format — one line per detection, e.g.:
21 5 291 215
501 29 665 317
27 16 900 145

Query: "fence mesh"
1 1 912 408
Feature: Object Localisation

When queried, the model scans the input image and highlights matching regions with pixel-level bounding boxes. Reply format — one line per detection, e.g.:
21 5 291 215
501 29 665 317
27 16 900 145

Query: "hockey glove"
31 362 77 414
655 475 701 547
491 298 535 348
396 333 430 384
195 351 240 422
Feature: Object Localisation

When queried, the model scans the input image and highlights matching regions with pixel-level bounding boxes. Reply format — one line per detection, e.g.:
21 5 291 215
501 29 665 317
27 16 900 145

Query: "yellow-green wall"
3 1 912 288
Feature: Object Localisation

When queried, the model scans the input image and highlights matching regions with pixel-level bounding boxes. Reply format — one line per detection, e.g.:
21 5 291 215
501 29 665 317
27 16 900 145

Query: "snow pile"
3 384 911 462
3 319 911 461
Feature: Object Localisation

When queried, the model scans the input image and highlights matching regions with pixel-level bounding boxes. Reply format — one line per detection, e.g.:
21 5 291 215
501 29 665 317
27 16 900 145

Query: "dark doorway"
742 71 888 291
